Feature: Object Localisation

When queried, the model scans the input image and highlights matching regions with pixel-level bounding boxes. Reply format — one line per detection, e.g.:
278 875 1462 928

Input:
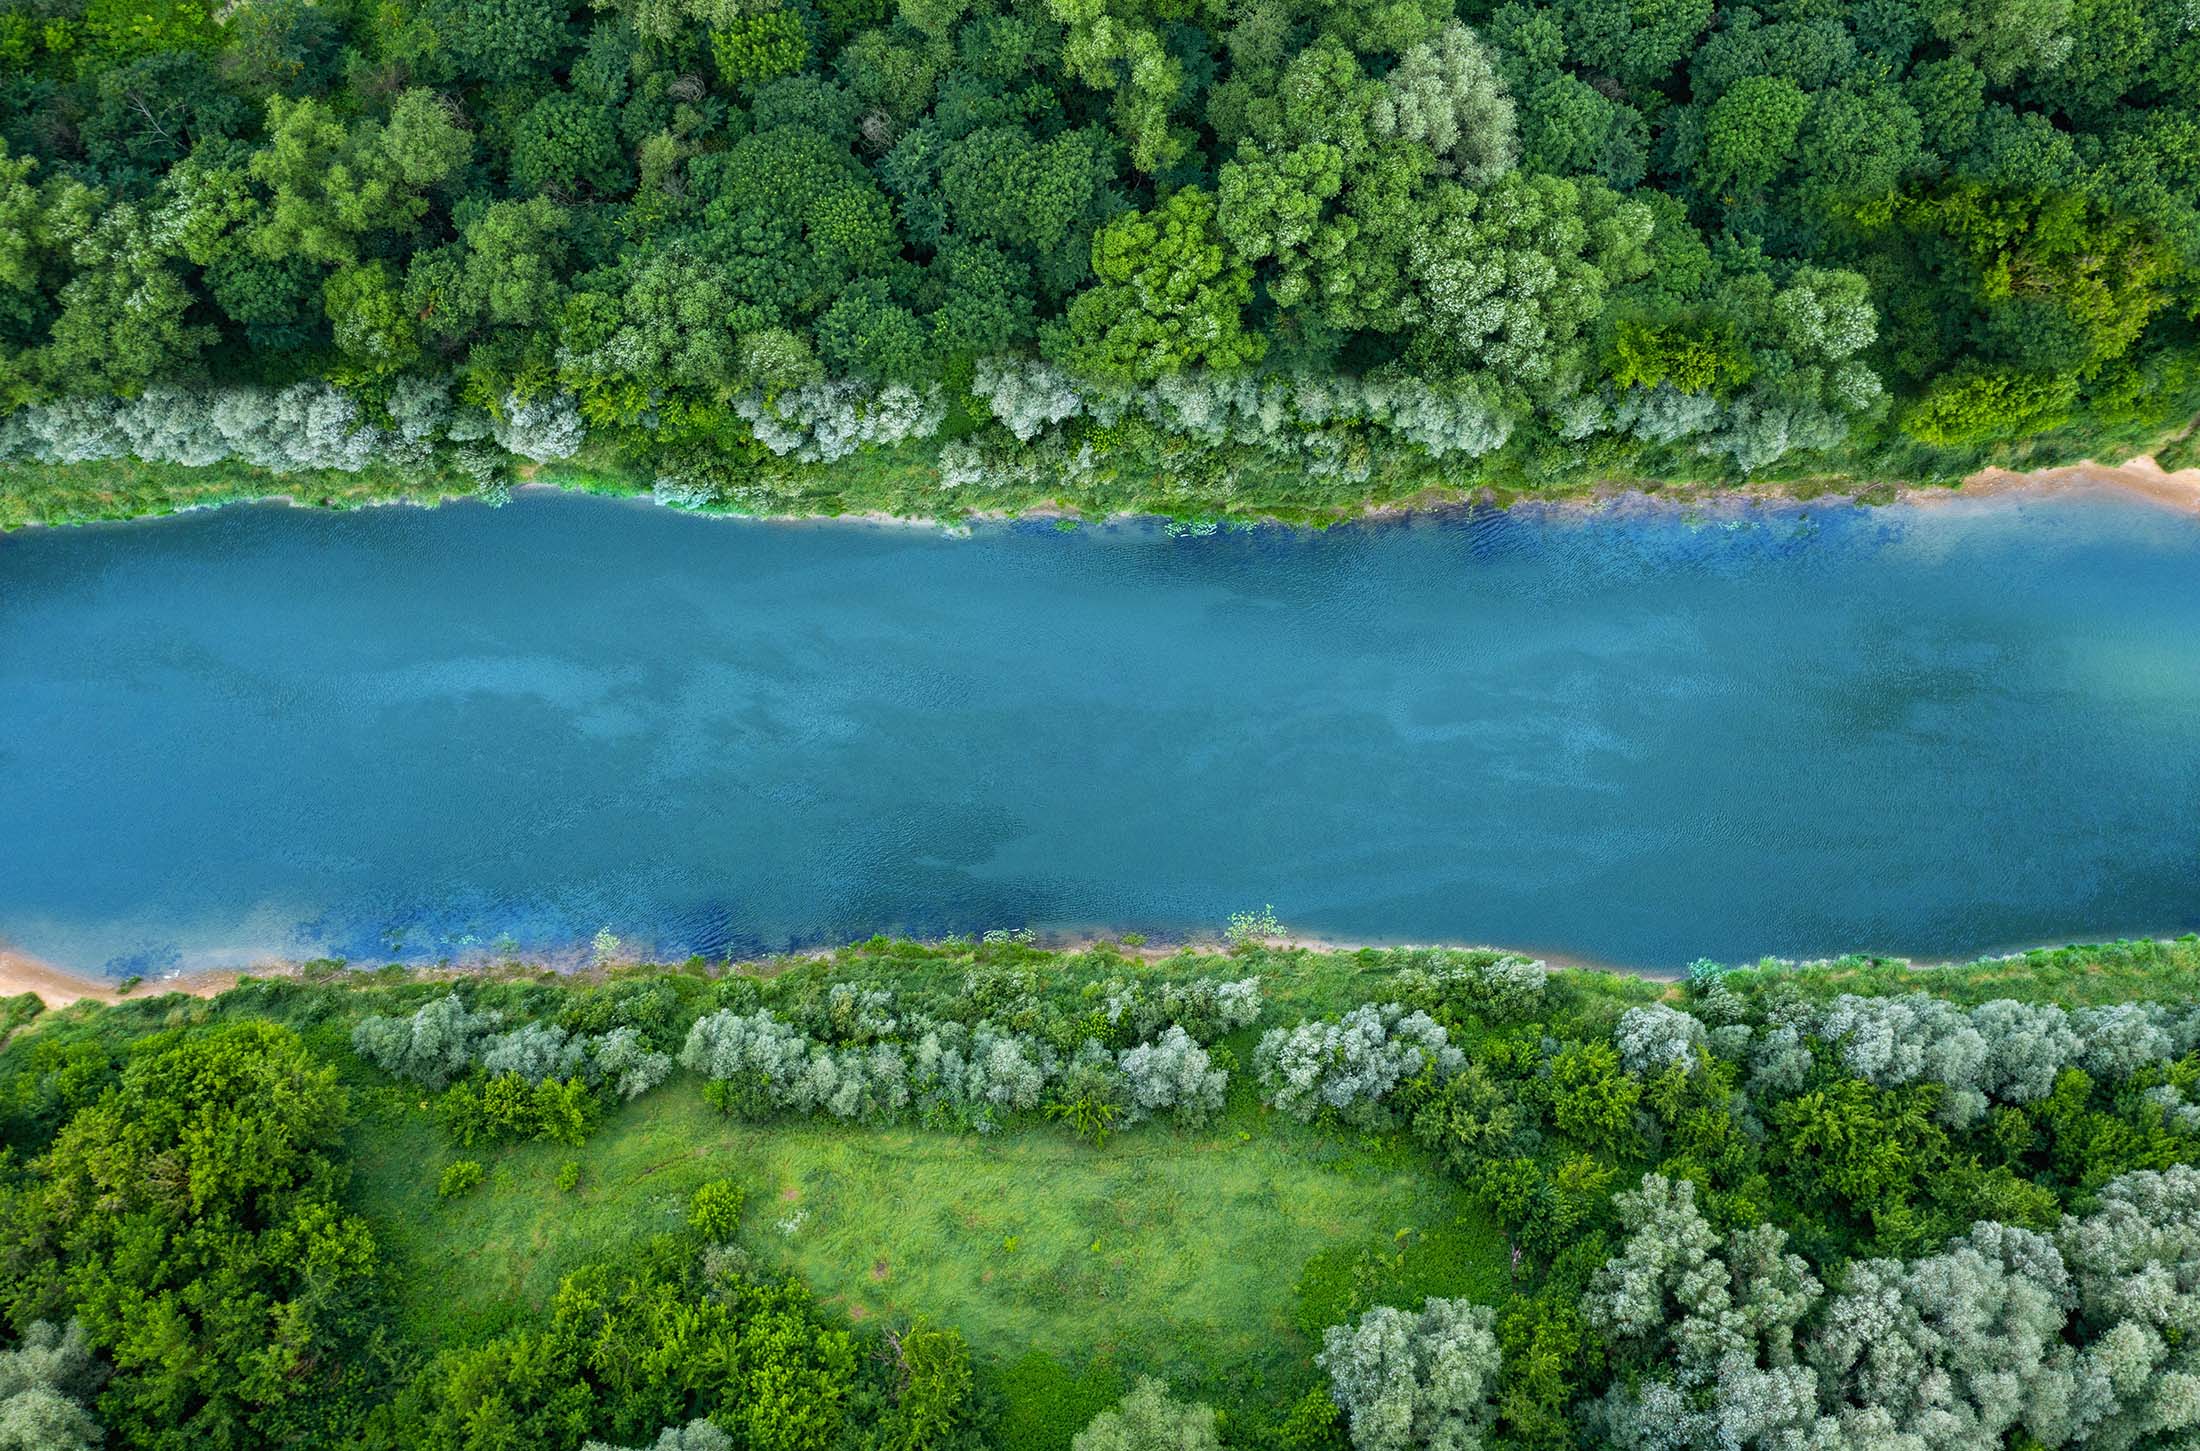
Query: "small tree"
0 1320 105 1451
1319 1298 1503 1451
688 1179 745 1243
1071 1377 1223 1451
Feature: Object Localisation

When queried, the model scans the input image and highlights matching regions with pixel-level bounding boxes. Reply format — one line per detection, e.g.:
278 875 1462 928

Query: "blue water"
2 491 2197 977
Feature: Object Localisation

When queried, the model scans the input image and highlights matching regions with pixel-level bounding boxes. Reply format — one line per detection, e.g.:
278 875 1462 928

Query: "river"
2 490 2196 975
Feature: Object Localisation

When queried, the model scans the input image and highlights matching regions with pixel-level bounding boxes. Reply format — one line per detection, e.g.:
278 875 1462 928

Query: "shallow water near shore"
2 490 2197 976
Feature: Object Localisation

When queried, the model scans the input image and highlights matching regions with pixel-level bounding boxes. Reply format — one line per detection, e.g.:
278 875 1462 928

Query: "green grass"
1721 935 2200 1007
349 1083 1502 1416
0 457 464 529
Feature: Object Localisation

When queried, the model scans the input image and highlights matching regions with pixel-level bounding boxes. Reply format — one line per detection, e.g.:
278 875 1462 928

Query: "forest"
4 0 2200 525
3 935 2200 1449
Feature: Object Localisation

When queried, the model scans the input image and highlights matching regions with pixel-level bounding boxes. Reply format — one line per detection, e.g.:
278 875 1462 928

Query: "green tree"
1047 0 1187 174
1070 1377 1221 1451
816 279 928 380
1369 22 1518 186
1607 315 1752 394
1407 172 1653 387
1902 369 2076 446
1051 187 1265 383
1561 0 1714 88
1930 0 2075 86
325 259 421 375
711 9 809 90
4 1023 383 1451
435 0 571 83
1696 75 1809 196
512 92 630 199
1548 1041 1642 1142
39 201 214 396
248 92 468 265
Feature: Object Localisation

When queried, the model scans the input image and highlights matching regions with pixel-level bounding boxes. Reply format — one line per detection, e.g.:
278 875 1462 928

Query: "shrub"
1256 1005 1463 1127
687 1179 744 1243
481 1021 586 1084
1070 1377 1222 1451
352 993 501 1090
1394 954 1550 1027
586 1026 676 1101
681 1004 1234 1135
438 1071 600 1147
584 1422 732 1451
438 1159 484 1197
1117 1027 1226 1126
1614 1003 1706 1075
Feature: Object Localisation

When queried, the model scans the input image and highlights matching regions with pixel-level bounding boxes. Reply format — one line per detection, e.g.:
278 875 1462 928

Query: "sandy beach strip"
1934 455 2200 515
0 944 255 1009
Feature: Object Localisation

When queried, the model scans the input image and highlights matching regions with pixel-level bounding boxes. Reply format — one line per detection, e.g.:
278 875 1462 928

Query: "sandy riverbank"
1928 455 2200 515
0 945 263 1008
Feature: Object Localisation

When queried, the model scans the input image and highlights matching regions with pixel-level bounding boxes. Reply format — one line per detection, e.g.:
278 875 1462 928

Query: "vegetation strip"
5 934 2200 1448
4 0 2199 524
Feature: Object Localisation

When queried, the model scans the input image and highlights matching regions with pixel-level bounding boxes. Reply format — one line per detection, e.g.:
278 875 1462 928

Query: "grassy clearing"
350 1078 1502 1420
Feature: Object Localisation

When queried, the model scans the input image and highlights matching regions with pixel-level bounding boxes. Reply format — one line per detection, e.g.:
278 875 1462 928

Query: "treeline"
3 935 2200 1448
2 0 2198 522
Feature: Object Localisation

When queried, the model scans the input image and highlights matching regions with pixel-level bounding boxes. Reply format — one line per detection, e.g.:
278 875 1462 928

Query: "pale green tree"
1071 1377 1222 1451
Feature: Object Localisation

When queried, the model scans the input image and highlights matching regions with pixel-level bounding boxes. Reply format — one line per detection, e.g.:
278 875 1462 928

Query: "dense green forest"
3 0 2200 525
5 936 2200 1448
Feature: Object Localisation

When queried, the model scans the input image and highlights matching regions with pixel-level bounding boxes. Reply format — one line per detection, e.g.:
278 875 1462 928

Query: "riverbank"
0 945 257 1007
13 930 2200 1011
1933 455 2200 515
6 443 2200 535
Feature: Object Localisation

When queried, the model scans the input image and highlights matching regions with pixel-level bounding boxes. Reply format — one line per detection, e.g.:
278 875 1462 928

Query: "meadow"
351 1077 1504 1438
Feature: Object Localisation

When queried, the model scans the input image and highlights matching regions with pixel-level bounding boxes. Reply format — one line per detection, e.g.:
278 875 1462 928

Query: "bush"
352 993 502 1090
680 1003 1237 1135
1256 1005 1463 1127
1613 1003 1705 1075
438 1159 484 1197
1070 1377 1222 1451
688 1179 744 1243
438 1071 600 1147
0 1320 105 1451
